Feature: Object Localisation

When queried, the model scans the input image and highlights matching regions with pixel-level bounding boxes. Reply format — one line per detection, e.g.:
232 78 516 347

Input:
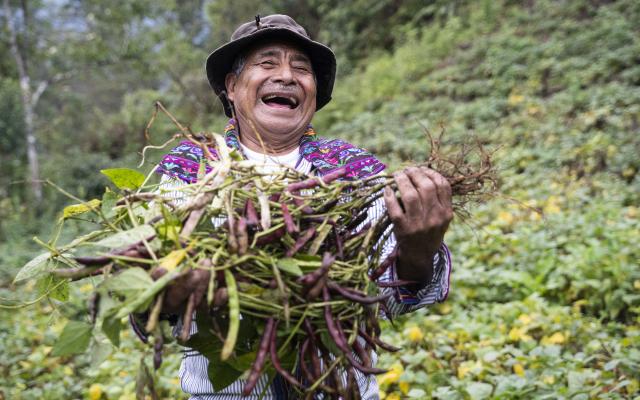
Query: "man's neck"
235 119 305 155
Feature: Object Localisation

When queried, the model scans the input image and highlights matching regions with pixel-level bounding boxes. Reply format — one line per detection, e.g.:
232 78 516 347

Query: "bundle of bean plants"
14 107 496 399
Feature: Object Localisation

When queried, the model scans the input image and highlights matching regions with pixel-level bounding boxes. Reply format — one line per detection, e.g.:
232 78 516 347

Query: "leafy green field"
1 0 639 399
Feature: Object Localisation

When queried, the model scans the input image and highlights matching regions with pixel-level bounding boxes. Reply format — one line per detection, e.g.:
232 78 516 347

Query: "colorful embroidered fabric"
156 119 386 182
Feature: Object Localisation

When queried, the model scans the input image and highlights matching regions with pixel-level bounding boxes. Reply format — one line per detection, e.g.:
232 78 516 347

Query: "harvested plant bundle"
13 107 496 399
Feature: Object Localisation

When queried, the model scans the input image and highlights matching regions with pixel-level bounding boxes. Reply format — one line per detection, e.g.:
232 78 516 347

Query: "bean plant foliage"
11 105 495 399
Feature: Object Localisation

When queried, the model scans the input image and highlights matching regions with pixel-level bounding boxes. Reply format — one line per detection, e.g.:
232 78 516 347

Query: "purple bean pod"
244 198 259 227
285 227 316 257
281 203 299 234
242 317 276 396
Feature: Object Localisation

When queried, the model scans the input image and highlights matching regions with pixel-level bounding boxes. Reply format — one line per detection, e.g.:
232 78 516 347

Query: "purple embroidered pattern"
156 119 386 183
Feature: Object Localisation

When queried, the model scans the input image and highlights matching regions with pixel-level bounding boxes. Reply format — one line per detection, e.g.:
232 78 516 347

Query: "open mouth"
261 94 299 109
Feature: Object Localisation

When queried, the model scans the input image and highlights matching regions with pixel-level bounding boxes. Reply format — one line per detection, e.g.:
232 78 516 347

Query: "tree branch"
30 79 47 107
3 0 29 85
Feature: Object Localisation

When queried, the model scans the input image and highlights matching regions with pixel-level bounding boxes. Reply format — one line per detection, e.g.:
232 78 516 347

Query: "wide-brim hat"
206 14 336 117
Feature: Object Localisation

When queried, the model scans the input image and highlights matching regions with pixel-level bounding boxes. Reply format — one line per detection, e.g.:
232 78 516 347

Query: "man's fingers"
383 186 404 222
422 167 452 207
405 166 438 206
393 171 422 215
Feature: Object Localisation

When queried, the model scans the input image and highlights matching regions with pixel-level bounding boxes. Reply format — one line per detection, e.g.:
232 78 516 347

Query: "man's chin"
252 111 310 135
257 120 306 136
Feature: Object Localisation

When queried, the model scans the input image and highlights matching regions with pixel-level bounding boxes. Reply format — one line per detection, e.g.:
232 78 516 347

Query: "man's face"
225 41 317 139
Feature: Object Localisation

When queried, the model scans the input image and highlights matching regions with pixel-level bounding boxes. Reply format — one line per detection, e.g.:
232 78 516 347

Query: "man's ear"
225 73 237 102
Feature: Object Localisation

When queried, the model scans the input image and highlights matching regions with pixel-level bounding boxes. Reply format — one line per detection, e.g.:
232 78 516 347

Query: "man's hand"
151 267 211 314
383 167 453 287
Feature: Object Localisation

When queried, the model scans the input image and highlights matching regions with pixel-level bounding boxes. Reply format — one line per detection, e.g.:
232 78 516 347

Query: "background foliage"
1 0 638 399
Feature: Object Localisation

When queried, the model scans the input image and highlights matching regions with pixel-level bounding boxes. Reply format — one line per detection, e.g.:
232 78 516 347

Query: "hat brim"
206 28 336 117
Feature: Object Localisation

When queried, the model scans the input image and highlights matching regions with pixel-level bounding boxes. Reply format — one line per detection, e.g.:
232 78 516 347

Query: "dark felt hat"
206 14 336 117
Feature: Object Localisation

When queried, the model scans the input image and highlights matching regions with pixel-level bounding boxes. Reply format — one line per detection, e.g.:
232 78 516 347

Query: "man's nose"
272 64 295 85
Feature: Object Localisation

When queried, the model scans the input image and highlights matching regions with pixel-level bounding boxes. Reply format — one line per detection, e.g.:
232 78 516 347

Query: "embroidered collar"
222 118 317 157
156 119 385 183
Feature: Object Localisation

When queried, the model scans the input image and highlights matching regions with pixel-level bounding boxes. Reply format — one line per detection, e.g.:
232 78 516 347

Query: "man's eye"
294 65 311 72
260 61 275 66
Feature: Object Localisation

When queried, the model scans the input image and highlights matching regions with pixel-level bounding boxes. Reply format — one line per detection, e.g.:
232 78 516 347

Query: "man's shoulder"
304 136 386 179
156 140 218 183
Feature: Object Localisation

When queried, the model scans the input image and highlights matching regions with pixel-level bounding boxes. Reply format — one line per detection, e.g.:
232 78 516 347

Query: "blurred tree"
2 0 47 203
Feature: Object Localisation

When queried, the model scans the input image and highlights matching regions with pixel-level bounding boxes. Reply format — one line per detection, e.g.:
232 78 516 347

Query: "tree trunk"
3 0 43 203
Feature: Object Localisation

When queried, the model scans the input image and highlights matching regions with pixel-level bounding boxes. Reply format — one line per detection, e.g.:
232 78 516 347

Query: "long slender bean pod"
242 317 275 396
221 269 240 360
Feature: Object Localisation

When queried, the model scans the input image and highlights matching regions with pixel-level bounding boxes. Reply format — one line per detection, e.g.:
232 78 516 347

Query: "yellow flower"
542 332 566 345
508 327 532 342
634 280 640 290
437 303 452 315
513 363 525 377
405 326 424 343
79 283 94 293
457 363 471 379
379 390 387 399
386 394 401 400
627 206 638 218
529 211 542 221
517 314 532 325
527 106 540 115
63 366 73 376
627 379 639 396
399 381 410 395
542 375 555 384
497 210 515 225
378 363 403 387
119 370 129 378
543 196 561 214
88 384 103 400
623 168 636 179
508 93 525 106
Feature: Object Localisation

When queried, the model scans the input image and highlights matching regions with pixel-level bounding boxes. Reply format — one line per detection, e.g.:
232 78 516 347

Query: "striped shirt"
156 146 452 399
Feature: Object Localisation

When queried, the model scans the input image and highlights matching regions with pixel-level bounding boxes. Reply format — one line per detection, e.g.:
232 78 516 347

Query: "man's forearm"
395 244 437 288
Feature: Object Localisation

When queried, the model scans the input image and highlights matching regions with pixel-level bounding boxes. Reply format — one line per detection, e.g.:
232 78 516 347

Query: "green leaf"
61 199 101 221
186 330 223 360
101 189 120 219
36 274 69 302
90 339 113 367
92 225 155 249
101 267 154 300
208 359 244 392
157 219 181 243
278 345 297 371
14 252 54 283
101 168 146 190
408 388 427 398
293 254 322 263
320 331 342 358
226 351 257 372
276 258 303 276
102 311 122 348
52 320 93 357
466 382 493 400
186 323 246 392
